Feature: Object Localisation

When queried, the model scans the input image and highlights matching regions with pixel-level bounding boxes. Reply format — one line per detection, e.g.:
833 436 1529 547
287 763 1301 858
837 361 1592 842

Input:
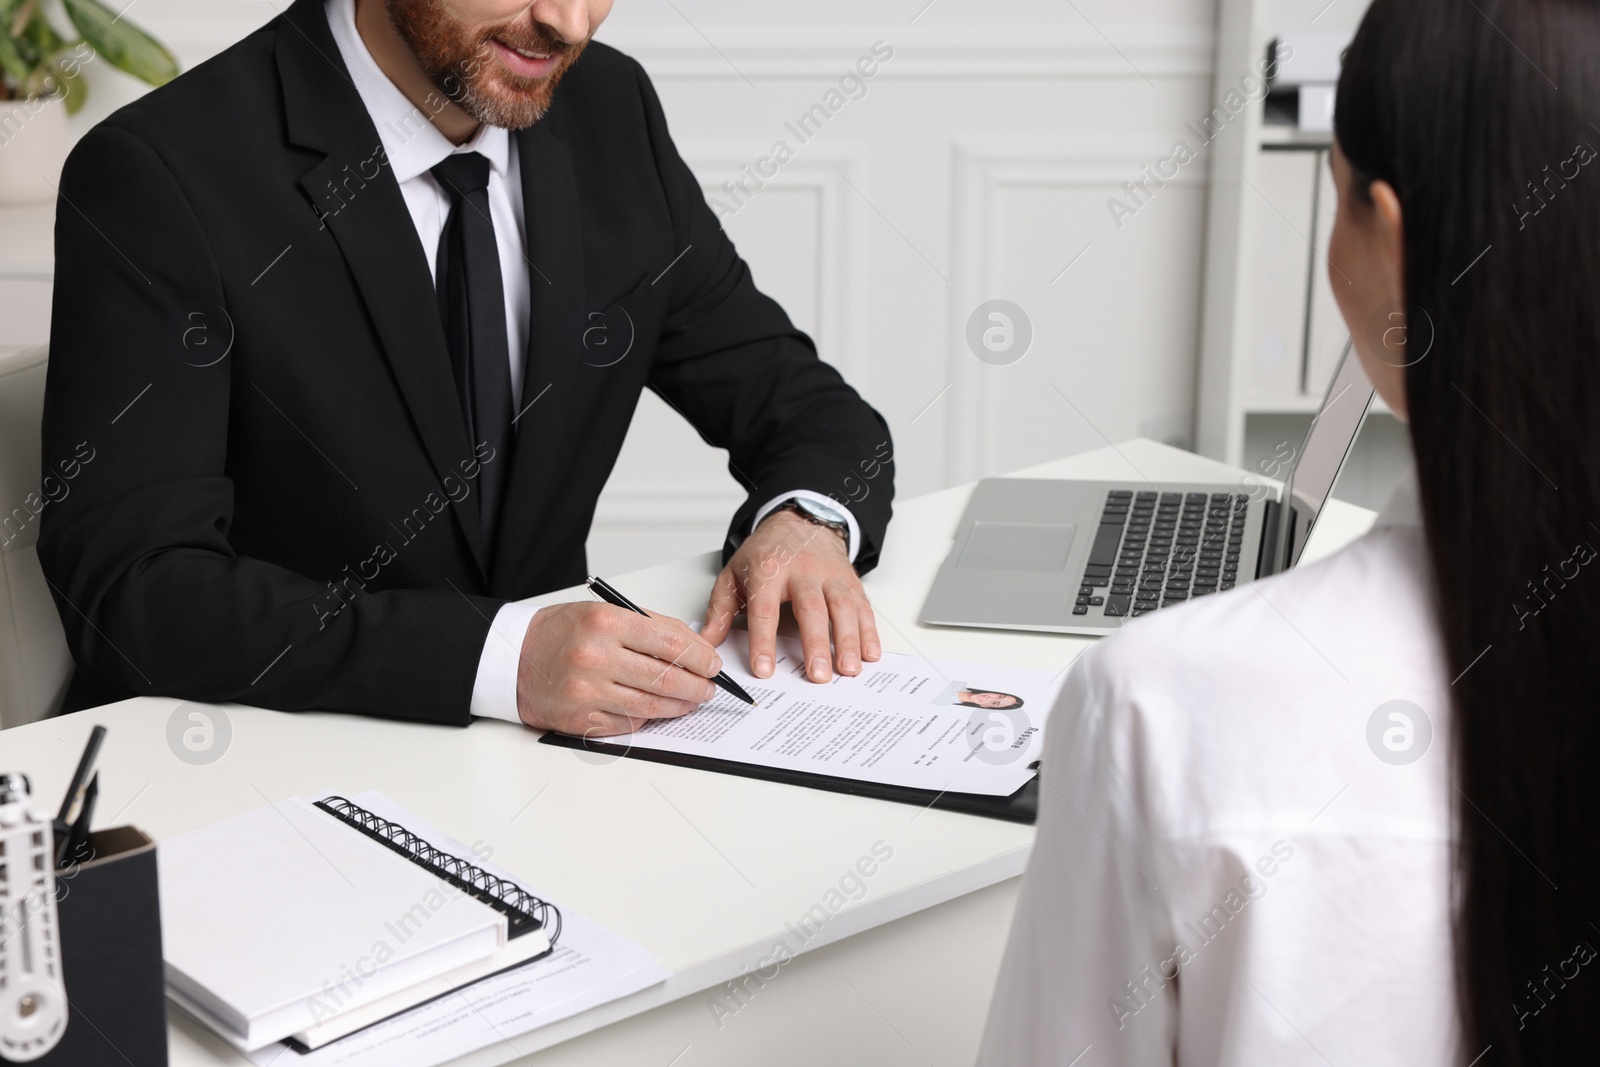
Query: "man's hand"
515 602 723 737
702 508 882 683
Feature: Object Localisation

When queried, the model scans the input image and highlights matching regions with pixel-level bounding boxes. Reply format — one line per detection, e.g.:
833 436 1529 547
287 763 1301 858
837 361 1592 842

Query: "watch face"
794 497 847 525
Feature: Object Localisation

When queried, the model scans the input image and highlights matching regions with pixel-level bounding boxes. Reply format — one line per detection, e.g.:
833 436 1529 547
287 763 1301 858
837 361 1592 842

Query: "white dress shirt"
325 0 857 724
325 0 529 403
978 471 1460 1066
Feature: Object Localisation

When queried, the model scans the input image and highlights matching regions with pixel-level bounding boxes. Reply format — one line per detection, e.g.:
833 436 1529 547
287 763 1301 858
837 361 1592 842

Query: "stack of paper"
244 791 670 1067
159 796 544 1051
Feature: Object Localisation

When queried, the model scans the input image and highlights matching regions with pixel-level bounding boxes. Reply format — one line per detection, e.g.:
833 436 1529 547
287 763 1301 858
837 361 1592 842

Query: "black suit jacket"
39 0 893 724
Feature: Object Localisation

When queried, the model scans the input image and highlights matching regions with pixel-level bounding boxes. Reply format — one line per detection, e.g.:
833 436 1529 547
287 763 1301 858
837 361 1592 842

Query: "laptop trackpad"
957 522 1077 571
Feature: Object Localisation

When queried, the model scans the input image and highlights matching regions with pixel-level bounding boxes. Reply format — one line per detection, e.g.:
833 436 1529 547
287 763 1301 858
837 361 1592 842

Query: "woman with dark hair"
955 689 1023 710
932 682 1026 710
976 0 1600 1062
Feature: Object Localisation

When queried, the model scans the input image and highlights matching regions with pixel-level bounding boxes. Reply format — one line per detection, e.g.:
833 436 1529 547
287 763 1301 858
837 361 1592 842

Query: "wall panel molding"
946 139 1208 483
591 142 867 532
680 139 867 378
596 26 1213 81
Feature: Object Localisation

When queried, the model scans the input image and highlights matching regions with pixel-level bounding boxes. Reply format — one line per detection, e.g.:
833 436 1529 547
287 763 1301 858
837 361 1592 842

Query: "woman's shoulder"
1057 523 1449 839
1088 522 1436 703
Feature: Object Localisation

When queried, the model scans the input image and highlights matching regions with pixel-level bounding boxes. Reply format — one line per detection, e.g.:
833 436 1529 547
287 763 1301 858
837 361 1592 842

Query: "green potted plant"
0 0 177 202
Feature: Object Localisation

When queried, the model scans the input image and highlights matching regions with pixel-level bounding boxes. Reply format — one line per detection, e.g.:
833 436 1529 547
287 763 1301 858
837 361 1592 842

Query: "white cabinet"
1195 0 1408 510
1245 148 1316 401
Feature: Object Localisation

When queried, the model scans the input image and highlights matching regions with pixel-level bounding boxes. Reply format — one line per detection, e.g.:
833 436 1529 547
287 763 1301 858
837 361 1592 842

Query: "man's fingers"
858 596 883 662
606 684 702 723
615 648 719 706
576 708 642 738
701 569 743 645
745 582 782 679
826 581 863 676
621 612 723 679
791 578 832 682
524 602 722 737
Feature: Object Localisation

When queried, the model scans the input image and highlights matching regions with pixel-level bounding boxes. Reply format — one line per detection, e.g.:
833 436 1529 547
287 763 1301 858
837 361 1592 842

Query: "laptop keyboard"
1074 490 1249 619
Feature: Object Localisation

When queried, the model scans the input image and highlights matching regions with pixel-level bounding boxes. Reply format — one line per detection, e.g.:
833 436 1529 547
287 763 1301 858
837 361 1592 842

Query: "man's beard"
383 0 587 129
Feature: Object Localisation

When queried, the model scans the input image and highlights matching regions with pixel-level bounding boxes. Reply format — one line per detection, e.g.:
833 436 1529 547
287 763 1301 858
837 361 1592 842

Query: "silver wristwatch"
773 496 850 543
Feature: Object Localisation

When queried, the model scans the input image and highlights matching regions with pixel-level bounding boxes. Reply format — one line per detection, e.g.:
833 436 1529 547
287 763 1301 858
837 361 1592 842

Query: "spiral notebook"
159 794 559 1052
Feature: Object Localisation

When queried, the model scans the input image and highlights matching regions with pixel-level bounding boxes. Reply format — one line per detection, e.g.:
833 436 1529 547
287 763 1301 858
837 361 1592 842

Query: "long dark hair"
1337 1 1600 1061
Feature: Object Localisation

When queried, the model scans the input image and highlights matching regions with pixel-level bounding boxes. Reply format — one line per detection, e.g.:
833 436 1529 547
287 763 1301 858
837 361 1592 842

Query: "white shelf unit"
1194 0 1410 511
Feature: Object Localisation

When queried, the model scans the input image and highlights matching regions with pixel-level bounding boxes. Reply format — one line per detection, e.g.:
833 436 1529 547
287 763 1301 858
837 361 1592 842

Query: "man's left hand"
702 508 881 683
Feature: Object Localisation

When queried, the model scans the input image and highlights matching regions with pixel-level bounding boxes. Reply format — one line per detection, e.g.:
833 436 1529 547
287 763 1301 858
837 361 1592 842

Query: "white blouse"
978 473 1462 1066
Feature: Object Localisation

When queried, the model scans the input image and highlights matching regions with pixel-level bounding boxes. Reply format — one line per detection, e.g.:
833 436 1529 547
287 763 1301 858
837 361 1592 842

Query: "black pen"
62 773 98 869
586 575 756 706
55 724 106 867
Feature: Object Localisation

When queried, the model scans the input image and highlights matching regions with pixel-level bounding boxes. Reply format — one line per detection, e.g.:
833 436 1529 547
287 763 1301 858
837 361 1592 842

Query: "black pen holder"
8 826 169 1067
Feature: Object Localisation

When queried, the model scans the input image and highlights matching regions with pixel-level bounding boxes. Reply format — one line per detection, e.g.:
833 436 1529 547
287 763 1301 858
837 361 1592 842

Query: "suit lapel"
491 122 585 589
275 0 490 579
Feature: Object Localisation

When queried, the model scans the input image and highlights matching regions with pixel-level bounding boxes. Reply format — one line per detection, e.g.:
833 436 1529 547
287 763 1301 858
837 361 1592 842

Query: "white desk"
2 439 1376 1067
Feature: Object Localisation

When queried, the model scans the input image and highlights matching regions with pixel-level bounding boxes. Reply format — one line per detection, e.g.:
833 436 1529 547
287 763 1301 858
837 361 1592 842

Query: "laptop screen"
1279 340 1375 568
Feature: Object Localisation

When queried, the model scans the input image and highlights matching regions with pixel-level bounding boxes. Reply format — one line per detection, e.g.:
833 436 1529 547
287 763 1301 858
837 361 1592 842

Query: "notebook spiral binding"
314 797 560 945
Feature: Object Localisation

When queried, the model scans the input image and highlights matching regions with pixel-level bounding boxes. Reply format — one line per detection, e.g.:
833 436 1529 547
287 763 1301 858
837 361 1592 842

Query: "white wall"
52 0 1224 576
588 0 1219 573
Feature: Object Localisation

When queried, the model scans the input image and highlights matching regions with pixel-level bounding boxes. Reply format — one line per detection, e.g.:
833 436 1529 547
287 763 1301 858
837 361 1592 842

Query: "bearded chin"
439 70 558 130
384 0 583 131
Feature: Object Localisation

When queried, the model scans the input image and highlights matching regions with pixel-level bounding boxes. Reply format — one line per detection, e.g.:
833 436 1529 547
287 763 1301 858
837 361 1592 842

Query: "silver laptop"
920 344 1374 635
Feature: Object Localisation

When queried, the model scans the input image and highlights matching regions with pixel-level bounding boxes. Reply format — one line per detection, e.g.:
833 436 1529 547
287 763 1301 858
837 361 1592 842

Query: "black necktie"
432 151 513 552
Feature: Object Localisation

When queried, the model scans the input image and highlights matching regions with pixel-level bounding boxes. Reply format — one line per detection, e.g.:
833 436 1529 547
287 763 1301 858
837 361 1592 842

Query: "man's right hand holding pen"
514 601 725 737
513 504 879 739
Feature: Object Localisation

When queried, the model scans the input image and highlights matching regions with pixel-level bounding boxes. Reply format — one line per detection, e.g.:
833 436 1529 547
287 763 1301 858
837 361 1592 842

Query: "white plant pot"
0 94 71 205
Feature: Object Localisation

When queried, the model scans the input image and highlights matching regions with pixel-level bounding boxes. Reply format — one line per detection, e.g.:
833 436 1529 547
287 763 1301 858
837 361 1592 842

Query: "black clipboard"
538 733 1039 824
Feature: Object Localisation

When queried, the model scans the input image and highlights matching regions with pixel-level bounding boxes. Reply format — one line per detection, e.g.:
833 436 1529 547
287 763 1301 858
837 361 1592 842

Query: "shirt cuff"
470 600 543 723
750 490 861 564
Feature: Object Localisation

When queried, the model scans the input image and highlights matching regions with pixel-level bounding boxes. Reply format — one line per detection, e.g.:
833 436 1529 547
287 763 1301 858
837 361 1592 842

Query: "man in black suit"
39 0 893 735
